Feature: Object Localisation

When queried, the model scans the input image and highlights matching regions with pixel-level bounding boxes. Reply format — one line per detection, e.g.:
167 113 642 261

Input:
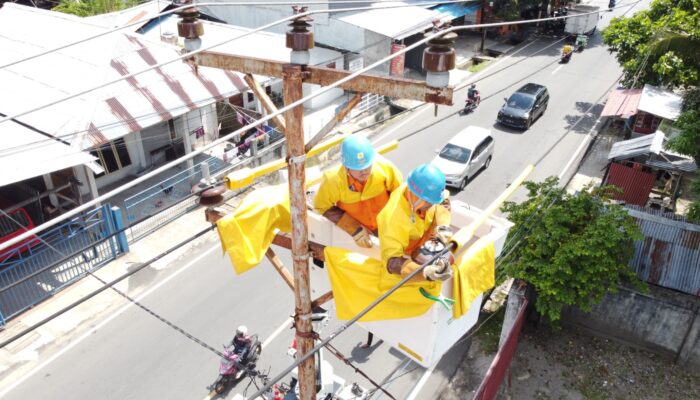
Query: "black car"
497 83 549 130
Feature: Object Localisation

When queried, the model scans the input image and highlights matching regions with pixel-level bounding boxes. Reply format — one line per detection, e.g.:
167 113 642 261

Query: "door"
469 141 485 176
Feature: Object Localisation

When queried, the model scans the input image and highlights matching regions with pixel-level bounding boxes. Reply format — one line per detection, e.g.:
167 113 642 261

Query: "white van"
430 126 494 190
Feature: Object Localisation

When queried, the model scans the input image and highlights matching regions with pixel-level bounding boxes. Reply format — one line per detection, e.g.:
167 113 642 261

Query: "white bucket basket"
306 199 512 367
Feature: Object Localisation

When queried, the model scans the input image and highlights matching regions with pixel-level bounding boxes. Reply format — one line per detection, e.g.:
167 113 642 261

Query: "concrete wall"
562 285 700 368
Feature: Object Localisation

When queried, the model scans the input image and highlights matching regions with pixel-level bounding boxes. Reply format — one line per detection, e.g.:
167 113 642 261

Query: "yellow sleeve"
313 170 340 215
377 190 411 264
434 204 451 227
386 161 404 191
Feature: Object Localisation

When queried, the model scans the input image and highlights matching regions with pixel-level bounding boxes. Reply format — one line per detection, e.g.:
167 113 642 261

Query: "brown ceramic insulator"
286 30 314 51
192 183 226 206
423 30 458 72
177 7 204 39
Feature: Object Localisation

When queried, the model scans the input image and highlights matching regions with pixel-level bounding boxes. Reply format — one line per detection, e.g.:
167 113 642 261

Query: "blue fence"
0 205 126 324
124 156 230 242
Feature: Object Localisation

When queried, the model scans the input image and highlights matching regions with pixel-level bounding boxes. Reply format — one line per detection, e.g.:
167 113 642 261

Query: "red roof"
601 88 643 118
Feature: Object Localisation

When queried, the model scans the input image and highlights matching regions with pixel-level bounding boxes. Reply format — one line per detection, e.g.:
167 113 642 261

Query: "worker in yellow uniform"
377 163 453 282
314 135 403 248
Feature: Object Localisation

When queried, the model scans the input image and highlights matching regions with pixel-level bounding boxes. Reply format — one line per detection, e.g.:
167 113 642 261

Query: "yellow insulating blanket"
325 247 442 321
216 185 291 274
452 238 495 319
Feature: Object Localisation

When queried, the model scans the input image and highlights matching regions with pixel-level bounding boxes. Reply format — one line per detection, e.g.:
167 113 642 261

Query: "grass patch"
475 307 505 354
468 60 491 73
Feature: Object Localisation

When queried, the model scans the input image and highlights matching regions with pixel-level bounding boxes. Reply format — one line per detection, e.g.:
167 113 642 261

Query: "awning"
638 84 683 121
0 122 101 187
601 88 642 118
431 3 480 19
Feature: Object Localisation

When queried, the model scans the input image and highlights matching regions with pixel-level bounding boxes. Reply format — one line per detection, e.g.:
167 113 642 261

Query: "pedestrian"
376 164 454 282
314 135 403 248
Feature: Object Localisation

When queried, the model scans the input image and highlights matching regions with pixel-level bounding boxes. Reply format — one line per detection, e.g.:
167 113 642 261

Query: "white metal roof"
0 122 101 187
139 15 343 66
0 4 245 152
335 2 444 40
85 0 166 29
607 131 696 172
638 84 683 121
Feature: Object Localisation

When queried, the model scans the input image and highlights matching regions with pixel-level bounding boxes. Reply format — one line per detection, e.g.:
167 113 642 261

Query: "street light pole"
479 0 487 53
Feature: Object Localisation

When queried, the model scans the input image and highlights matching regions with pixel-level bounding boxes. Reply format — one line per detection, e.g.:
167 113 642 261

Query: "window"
90 138 132 177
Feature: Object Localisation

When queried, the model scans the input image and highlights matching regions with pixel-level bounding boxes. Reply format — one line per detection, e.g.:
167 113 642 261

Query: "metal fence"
473 298 529 400
125 140 287 243
626 205 700 296
123 156 229 242
0 205 125 323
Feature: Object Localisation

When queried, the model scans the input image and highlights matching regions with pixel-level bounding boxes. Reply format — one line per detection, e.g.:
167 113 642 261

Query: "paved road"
2 2 644 399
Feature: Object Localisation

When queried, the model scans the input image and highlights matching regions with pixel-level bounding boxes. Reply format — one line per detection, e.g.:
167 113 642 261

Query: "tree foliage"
602 0 700 88
666 88 700 222
53 0 140 17
499 177 644 324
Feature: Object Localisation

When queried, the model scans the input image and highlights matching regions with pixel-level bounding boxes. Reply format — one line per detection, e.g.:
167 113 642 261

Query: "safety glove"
352 227 374 248
433 225 454 244
336 213 373 248
423 258 453 281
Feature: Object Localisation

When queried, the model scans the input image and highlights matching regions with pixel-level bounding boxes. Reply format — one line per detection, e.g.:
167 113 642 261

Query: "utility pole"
186 5 456 399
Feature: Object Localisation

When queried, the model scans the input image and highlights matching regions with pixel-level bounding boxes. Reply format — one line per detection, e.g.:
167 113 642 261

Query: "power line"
1 1 464 70
0 6 624 253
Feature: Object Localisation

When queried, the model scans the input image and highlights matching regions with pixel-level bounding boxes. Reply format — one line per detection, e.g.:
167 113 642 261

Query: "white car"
431 126 494 190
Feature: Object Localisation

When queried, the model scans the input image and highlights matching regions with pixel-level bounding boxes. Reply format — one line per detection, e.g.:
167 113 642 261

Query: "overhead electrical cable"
0 5 622 252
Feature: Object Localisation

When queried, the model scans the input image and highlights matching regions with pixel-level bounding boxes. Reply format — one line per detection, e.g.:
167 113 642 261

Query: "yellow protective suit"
325 247 441 321
451 237 495 319
313 155 402 232
216 184 291 274
376 183 451 267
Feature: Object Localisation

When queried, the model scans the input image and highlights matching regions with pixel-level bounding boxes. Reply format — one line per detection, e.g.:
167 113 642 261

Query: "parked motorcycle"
460 86 481 116
211 333 262 394
575 34 588 52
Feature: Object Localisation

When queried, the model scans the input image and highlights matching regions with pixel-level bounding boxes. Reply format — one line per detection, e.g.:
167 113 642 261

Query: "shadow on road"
563 102 604 134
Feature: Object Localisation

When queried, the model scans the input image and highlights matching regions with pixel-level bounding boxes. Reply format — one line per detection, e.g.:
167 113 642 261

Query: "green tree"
53 0 140 17
602 0 700 88
499 177 644 324
666 87 700 222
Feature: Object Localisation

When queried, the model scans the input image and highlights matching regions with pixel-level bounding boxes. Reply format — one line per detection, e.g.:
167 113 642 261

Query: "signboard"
390 43 406 76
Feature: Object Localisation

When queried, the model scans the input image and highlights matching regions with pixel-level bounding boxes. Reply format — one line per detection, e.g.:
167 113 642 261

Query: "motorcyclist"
467 84 478 105
231 325 252 359
561 44 573 61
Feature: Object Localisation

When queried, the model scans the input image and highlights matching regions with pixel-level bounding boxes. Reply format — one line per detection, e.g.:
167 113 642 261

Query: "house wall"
562 285 700 369
140 121 173 167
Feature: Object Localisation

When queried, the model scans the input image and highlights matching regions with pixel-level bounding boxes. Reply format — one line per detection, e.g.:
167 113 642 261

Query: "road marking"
0 241 220 399
262 317 293 349
405 361 438 400
551 64 564 75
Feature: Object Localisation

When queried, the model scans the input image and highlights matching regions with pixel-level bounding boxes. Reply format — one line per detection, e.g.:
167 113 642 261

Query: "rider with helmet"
314 135 403 248
231 325 252 359
467 84 479 104
376 164 453 282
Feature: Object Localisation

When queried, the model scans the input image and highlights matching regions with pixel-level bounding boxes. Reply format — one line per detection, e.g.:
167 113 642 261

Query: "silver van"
430 126 495 190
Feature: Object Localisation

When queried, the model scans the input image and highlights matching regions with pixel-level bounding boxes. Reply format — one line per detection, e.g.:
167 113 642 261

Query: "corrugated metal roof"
0 4 243 152
336 2 444 40
608 131 664 160
607 132 697 172
638 84 683 121
0 121 101 187
85 0 165 29
606 162 656 206
601 87 642 117
625 206 700 296
139 15 342 66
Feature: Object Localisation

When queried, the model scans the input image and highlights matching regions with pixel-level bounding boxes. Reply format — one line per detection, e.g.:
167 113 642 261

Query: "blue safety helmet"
407 164 446 205
341 136 375 171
